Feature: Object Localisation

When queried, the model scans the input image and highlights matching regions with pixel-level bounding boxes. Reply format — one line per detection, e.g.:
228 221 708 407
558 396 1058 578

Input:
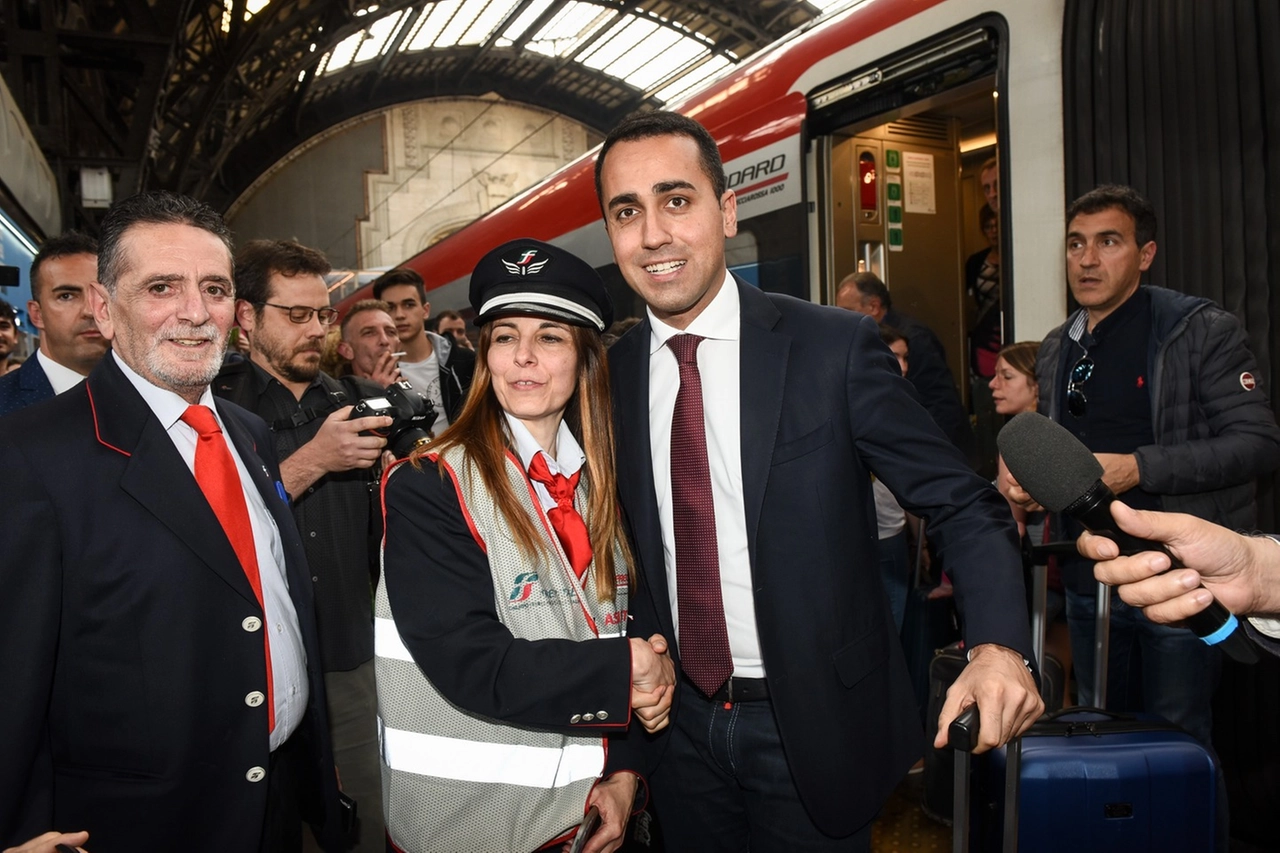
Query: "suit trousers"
651 680 872 852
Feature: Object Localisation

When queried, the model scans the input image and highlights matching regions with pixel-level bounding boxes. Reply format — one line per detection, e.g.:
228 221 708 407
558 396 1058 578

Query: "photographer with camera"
213 239 389 853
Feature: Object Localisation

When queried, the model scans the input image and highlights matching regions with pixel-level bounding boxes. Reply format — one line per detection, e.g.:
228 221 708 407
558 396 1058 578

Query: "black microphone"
997 411 1258 664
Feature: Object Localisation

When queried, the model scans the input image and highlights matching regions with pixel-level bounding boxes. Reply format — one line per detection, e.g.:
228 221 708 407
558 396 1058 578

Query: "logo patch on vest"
509 572 539 604
1241 372 1257 391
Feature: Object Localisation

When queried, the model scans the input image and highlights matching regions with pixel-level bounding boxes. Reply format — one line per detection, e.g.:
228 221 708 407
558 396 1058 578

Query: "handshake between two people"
627 634 675 733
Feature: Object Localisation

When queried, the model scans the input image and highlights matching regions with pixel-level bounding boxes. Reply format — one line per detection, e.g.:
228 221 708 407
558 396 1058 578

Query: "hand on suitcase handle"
948 705 981 753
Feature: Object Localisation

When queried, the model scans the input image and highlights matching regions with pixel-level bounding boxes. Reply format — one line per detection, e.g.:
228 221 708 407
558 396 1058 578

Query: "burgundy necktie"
181 405 275 731
668 334 733 697
527 451 593 580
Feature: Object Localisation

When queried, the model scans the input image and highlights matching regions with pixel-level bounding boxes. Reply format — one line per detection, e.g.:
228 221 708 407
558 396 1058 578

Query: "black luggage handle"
947 705 1020 853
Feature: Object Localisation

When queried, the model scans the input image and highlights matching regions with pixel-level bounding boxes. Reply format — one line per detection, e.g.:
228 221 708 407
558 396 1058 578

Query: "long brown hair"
412 320 635 600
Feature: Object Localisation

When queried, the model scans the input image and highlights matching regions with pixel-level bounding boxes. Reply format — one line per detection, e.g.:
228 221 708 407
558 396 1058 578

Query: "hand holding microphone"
997 412 1259 664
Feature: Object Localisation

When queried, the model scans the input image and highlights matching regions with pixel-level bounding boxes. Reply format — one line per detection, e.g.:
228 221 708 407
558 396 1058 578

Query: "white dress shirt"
647 272 763 678
113 352 309 750
37 349 89 395
504 412 586 515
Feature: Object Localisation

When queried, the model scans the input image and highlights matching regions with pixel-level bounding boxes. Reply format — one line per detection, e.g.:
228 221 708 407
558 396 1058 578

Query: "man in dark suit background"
0 191 342 852
0 232 107 417
597 111 1041 850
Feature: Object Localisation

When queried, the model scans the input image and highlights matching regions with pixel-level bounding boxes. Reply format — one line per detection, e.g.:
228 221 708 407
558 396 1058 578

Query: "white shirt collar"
36 349 90 395
647 269 740 354
502 411 585 476
112 351 219 430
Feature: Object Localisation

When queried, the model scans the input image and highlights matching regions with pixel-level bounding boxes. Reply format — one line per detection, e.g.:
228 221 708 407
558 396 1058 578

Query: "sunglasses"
259 302 339 326
1067 355 1094 417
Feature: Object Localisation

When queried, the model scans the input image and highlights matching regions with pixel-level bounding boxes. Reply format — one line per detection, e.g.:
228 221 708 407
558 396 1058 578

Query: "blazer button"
245 691 265 707
582 713 595 722
570 714 582 724
242 616 262 632
246 766 266 783
596 710 609 721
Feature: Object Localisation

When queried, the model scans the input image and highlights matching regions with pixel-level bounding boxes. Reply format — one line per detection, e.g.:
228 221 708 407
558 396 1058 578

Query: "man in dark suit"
0 233 107 417
597 111 1041 850
0 191 343 852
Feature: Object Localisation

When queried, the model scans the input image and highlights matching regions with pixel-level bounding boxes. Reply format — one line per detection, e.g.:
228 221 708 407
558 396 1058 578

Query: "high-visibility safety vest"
376 446 628 853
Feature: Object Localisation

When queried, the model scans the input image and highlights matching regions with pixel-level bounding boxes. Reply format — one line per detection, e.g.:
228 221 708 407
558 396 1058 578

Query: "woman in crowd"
375 239 672 853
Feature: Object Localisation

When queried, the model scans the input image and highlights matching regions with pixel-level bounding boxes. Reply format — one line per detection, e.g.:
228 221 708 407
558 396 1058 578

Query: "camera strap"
267 376 351 433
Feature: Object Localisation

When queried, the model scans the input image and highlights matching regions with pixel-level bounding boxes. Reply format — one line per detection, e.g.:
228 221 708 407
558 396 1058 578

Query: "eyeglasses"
1067 355 1094 417
259 302 339 326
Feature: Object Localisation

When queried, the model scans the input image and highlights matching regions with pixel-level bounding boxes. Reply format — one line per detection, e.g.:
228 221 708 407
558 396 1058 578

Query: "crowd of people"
1 109 1277 853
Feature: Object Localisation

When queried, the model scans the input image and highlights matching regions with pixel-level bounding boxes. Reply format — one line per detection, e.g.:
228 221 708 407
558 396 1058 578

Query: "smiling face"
988 355 1038 415
1066 206 1156 328
91 222 234 402
486 315 580 448
29 252 109 375
241 271 331 387
599 133 737 330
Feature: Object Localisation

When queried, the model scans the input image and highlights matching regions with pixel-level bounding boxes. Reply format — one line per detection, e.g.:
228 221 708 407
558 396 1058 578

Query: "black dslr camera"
348 379 435 458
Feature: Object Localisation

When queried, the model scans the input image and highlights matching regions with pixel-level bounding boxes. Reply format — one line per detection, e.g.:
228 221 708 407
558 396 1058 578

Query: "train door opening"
807 23 1006 472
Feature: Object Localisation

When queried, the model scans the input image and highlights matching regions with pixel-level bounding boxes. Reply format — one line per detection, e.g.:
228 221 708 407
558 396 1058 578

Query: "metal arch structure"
1 0 828 233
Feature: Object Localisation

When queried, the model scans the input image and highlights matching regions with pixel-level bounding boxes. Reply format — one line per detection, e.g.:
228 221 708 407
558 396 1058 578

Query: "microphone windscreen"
996 411 1103 513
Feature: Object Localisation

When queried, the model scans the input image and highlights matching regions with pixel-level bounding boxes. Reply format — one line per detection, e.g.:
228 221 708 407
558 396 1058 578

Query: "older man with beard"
213 239 391 853
0 192 346 851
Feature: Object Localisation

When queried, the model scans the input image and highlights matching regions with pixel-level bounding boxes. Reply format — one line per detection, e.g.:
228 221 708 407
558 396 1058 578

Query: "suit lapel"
89 356 259 605
736 281 789 554
610 321 673 637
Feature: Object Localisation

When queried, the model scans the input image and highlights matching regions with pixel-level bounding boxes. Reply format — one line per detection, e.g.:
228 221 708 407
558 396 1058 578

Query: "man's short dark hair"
30 232 99 302
340 298 392 337
98 191 233 294
879 324 906 347
435 309 464 324
372 268 427 303
234 239 331 311
1066 184 1157 247
851 271 892 310
594 111 727 213
0 298 16 322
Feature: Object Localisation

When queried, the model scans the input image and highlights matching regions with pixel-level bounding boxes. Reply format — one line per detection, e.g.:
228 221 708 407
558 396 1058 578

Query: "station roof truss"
3 0 861 227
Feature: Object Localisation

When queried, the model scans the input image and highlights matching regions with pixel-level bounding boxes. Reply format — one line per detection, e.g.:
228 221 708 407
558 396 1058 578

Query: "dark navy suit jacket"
0 354 343 851
608 279 1033 837
0 355 55 417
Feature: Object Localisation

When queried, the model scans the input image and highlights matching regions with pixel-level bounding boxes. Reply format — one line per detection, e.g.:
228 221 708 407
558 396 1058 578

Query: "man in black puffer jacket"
1017 185 1280 746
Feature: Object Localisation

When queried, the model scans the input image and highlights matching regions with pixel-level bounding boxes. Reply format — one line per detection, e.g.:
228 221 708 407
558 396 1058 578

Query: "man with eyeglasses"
1005 185 1280 747
214 239 392 852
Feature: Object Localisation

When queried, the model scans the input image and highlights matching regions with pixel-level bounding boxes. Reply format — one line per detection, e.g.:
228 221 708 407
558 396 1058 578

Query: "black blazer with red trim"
0 354 343 851
608 278 1034 837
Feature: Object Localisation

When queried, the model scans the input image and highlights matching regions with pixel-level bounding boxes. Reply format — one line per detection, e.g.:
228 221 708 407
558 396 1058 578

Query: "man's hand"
569 773 638 853
367 351 403 387
933 644 1043 753
996 464 1042 513
628 634 674 733
279 406 392 495
1095 452 1140 495
1079 501 1280 623
3 831 89 853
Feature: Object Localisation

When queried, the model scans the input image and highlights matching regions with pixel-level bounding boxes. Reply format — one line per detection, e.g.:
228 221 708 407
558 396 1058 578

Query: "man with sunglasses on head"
214 239 392 852
1005 185 1280 746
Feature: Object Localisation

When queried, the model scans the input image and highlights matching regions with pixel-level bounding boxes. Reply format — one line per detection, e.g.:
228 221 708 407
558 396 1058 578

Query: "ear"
337 340 354 360
88 282 115 341
1138 240 1157 272
235 299 257 334
721 190 738 238
27 299 45 333
421 300 431 322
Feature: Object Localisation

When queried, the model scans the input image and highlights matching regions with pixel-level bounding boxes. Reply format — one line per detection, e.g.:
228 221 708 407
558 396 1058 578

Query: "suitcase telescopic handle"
948 705 1021 853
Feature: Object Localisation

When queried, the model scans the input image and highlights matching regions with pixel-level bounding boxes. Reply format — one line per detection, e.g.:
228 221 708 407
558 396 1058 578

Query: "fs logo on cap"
502 249 550 276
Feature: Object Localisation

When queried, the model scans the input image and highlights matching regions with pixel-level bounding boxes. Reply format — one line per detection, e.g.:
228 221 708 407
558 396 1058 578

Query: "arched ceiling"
1 0 856 233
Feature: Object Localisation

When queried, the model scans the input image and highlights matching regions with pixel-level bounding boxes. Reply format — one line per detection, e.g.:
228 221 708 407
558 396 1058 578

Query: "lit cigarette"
391 351 407 358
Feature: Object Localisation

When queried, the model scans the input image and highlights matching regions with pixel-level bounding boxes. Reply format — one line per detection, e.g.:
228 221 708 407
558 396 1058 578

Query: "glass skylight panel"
437 1 483 47
580 17 657 73
498 0 557 47
460 0 521 47
620 32 702 91
324 31 364 74
353 10 407 64
406 0 462 51
651 54 732 104
525 1 614 59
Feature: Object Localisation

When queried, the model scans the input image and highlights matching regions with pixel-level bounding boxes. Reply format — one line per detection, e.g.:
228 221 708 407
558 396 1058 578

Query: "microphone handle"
1064 482 1258 664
